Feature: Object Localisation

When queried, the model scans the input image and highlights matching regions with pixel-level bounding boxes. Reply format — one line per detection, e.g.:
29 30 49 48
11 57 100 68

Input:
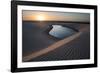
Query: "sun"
36 15 46 21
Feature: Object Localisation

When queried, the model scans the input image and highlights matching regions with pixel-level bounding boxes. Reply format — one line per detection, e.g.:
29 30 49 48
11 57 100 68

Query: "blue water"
49 25 77 39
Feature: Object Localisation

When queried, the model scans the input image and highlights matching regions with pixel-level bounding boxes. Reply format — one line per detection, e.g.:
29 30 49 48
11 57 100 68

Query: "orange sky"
22 10 90 22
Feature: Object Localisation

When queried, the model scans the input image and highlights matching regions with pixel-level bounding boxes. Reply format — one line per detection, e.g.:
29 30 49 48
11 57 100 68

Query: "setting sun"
35 15 46 21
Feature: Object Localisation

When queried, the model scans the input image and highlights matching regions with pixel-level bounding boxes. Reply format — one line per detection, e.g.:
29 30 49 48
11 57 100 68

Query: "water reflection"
49 25 78 39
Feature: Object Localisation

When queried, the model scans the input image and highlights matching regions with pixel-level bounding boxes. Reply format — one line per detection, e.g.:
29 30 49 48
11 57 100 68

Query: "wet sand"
22 21 90 62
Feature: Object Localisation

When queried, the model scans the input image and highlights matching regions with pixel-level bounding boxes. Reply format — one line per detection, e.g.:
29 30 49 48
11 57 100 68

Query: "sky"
22 10 90 22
